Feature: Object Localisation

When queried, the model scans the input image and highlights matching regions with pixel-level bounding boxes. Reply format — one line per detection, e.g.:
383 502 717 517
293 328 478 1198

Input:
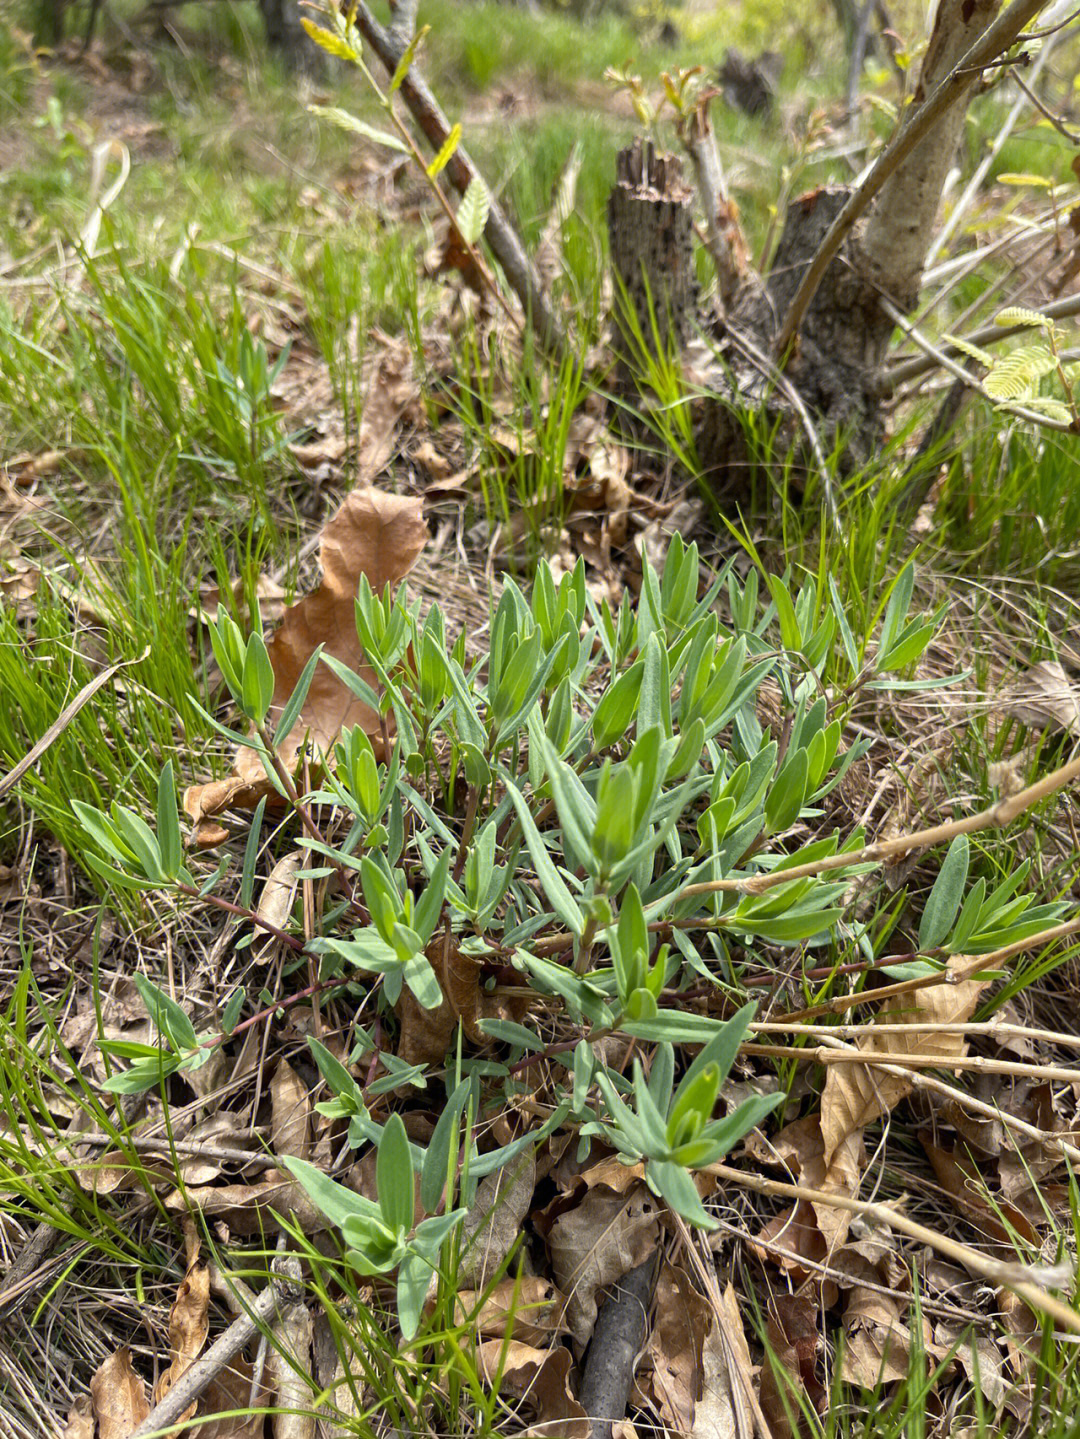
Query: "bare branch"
351 2 567 357
389 0 418 39
679 98 752 307
925 31 1059 268
882 287 1080 390
878 295 1075 432
774 0 1049 358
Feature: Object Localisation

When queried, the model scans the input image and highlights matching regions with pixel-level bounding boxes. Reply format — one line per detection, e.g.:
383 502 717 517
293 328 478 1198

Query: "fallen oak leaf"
691 1282 762 1439
476 1339 590 1439
757 1293 824 1439
748 1115 863 1280
89 1347 151 1438
185 488 428 837
437 1276 569 1345
60 1396 95 1439
549 1178 661 1347
639 1261 710 1435
819 955 992 1174
921 1136 1041 1246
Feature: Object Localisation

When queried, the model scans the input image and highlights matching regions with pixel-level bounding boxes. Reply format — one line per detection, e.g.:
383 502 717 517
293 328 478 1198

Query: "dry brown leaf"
357 340 421 484
5 448 67 483
921 1137 1040 1246
396 940 529 1066
840 1284 921 1388
267 1297 315 1439
757 1294 824 1439
820 957 992 1175
447 1276 569 1345
641 1261 710 1434
154 1258 211 1413
549 1180 661 1346
254 853 303 954
691 1283 761 1439
271 1058 311 1163
459 1148 537 1289
934 1321 1007 1407
196 1354 267 1439
1000 659 1080 736
194 575 288 629
61 1395 96 1439
750 1115 862 1275
185 488 427 836
0 554 39 615
165 1175 332 1235
89 1347 151 1437
476 1339 590 1439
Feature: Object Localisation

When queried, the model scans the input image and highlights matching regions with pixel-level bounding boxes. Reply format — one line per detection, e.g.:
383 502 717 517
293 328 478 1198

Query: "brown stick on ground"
129 1260 306 1438
577 1251 660 1439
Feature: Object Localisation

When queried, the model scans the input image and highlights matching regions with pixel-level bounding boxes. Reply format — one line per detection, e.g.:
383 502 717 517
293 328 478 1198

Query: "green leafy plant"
70 539 1073 1304
284 1113 467 1339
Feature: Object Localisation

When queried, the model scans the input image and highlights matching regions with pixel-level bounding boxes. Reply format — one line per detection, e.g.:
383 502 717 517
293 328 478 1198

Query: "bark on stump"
607 148 888 499
258 0 327 76
607 139 698 377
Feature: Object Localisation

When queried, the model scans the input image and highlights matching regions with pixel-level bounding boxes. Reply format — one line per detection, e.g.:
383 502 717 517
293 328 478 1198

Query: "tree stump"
607 145 887 499
606 139 698 377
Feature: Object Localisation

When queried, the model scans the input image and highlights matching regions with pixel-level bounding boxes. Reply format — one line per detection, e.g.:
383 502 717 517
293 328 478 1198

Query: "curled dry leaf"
165 1174 334 1235
89 1347 151 1438
757 1294 824 1439
196 1354 267 1439
1000 659 1080 736
185 488 428 842
476 1339 590 1439
154 1258 211 1413
254 851 303 957
396 938 529 1066
271 1058 312 1163
691 1283 762 1439
548 1179 661 1347
61 1395 95 1439
820 956 992 1176
749 1115 862 1279
639 1261 710 1435
920 1136 1040 1246
193 575 288 629
934 1321 1007 1408
356 338 423 485
446 1276 569 1345
840 1283 923 1389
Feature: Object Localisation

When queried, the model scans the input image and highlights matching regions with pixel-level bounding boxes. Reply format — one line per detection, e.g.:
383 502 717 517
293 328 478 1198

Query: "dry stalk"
752 1019 1080 1049
706 1161 1080 1335
678 749 1080 899
742 1040 1080 1086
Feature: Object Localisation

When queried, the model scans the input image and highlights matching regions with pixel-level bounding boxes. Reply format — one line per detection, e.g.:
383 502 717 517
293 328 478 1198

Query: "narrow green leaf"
919 835 970 950
377 1113 415 1234
275 644 323 747
308 105 408 153
134 973 198 1054
420 1078 471 1214
389 25 428 93
426 123 462 179
156 761 182 879
502 775 584 936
